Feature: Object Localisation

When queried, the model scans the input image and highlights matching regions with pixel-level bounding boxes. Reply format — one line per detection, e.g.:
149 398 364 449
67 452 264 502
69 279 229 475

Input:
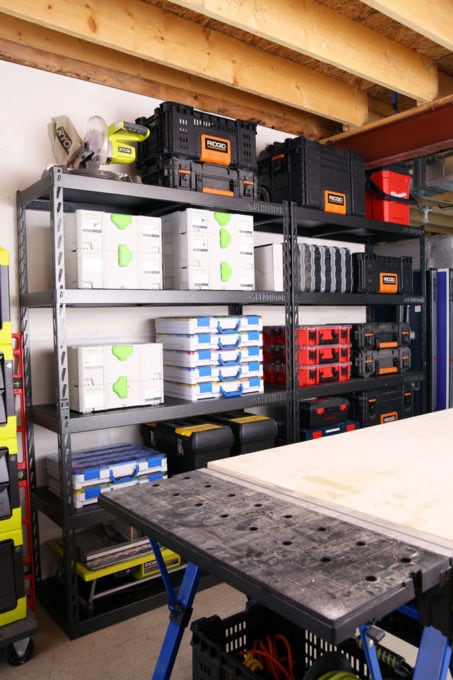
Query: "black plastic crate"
191 603 373 680
257 136 366 215
350 385 415 427
352 253 413 294
139 156 257 199
136 101 257 171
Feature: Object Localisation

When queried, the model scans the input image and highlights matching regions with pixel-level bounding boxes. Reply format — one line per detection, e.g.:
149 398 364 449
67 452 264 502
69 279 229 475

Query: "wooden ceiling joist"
0 0 369 126
167 0 439 103
361 0 453 52
0 13 338 138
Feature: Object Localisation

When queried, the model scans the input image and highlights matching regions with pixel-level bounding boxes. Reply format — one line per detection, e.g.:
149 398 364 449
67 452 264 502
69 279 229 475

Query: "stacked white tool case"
350 322 412 378
263 324 352 387
156 315 263 401
64 209 162 289
162 208 254 291
46 443 167 509
135 101 258 199
68 342 164 413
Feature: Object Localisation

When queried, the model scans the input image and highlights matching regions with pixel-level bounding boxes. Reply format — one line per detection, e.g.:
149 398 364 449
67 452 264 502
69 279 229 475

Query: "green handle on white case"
118 244 133 267
220 261 232 282
111 214 133 230
113 375 128 398
213 212 231 227
111 345 134 361
219 227 232 249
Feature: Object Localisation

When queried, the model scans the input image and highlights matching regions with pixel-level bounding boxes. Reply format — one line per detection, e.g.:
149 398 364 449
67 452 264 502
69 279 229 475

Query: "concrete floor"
0 583 246 680
1 584 448 679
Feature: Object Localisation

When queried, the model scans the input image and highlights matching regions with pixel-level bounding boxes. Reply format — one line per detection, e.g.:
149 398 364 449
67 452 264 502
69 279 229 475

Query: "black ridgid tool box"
141 418 234 476
299 396 350 429
257 135 366 215
352 347 411 378
351 322 411 350
207 411 278 455
350 386 415 427
137 156 257 199
136 101 258 198
136 101 257 170
352 253 413 294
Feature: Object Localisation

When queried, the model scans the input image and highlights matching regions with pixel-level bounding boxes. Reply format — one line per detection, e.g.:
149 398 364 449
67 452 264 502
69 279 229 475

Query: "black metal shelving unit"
17 166 426 638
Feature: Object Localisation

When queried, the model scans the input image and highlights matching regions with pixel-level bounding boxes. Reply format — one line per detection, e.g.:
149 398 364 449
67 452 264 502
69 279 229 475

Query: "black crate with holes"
191 602 410 680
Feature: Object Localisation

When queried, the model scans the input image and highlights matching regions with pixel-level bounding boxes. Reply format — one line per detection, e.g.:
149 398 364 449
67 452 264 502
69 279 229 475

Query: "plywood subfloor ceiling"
0 0 452 229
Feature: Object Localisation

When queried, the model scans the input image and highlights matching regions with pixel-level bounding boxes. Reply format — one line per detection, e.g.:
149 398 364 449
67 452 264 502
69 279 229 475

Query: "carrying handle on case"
217 335 240 350
219 384 244 398
319 368 338 383
219 367 242 381
109 464 139 484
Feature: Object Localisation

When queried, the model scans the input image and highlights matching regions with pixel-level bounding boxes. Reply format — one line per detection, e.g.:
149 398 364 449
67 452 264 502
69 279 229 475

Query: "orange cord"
241 634 295 680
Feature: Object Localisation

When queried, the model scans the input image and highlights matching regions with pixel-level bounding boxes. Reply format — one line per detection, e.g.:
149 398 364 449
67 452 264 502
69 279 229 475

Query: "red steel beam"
324 94 453 168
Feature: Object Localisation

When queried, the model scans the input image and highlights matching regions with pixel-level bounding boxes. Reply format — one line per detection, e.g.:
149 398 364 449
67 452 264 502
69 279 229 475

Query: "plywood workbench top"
209 409 453 550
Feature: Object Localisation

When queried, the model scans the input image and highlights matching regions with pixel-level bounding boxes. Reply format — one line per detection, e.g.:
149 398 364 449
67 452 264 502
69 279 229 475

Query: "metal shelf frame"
17 166 427 637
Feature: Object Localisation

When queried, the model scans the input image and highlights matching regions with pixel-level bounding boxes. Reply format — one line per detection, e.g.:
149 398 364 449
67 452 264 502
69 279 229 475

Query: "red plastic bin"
366 167 411 225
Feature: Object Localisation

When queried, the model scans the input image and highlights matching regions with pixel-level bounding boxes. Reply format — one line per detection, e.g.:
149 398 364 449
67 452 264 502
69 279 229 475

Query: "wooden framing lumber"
0 0 368 126
0 14 338 138
168 0 438 103
361 0 453 51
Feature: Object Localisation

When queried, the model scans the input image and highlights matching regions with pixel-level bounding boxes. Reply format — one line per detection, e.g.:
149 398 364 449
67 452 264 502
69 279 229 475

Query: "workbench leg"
359 626 383 680
412 626 451 680
149 539 200 680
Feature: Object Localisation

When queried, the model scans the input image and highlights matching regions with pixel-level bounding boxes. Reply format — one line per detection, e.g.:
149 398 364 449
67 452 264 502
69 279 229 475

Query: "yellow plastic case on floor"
0 526 27 626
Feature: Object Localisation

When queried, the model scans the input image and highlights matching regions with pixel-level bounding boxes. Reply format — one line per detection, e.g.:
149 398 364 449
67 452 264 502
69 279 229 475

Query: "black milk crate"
351 322 411 350
352 347 411 378
136 101 257 171
257 135 366 215
352 253 413 294
139 156 258 199
350 385 415 427
191 603 373 680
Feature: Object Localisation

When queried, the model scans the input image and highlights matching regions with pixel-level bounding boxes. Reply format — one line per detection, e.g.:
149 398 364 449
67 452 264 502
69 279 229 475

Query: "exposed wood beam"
0 14 338 138
0 0 368 126
168 0 438 103
360 0 453 51
324 94 453 168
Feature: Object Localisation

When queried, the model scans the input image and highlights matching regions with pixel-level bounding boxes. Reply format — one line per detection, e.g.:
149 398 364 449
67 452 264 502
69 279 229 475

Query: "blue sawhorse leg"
359 626 383 680
398 604 452 679
413 626 452 680
149 538 201 680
